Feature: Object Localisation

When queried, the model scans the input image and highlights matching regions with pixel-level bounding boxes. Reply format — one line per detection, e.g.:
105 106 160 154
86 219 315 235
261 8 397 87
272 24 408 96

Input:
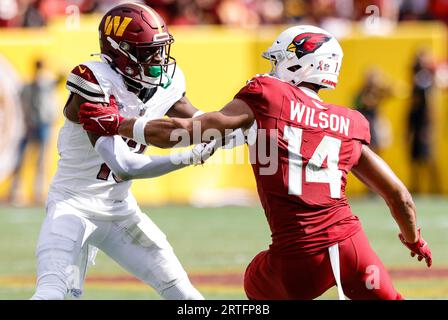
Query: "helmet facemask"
98 3 179 91
105 35 176 90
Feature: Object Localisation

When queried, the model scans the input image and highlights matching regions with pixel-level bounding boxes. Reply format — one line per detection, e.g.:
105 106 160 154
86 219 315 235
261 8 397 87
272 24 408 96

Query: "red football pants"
244 228 403 300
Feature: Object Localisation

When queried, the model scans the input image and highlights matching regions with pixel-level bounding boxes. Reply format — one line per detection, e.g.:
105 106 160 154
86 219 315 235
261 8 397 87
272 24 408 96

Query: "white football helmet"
263 25 343 89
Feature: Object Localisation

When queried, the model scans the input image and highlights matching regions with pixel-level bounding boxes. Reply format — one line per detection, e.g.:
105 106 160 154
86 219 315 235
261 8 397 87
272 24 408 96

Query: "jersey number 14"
284 126 343 199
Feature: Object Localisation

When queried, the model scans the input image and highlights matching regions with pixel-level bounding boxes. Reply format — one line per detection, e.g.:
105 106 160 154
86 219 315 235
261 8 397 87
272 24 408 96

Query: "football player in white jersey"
31 3 215 300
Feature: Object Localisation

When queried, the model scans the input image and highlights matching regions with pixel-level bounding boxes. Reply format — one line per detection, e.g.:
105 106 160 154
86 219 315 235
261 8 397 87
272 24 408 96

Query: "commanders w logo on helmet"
288 33 331 60
103 16 133 37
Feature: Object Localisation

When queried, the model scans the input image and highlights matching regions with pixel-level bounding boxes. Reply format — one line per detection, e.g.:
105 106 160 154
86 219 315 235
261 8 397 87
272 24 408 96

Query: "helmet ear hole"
119 42 130 51
287 65 301 72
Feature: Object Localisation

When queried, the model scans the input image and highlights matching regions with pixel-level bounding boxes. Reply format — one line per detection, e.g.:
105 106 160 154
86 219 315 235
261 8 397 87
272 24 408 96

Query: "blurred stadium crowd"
1 0 448 28
0 0 447 206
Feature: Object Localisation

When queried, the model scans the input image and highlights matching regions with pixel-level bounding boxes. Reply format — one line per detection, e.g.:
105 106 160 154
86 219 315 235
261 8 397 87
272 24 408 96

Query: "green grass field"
0 196 447 300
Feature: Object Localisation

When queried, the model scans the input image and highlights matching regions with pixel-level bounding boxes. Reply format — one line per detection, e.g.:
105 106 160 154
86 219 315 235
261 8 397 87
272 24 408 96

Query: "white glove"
191 140 217 165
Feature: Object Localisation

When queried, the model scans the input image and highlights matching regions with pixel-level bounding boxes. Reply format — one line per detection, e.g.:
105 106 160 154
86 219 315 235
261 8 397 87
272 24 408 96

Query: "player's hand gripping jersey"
235 75 371 255
49 61 185 219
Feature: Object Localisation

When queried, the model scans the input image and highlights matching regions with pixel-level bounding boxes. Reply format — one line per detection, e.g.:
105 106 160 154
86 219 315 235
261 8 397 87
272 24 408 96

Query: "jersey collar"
298 86 323 102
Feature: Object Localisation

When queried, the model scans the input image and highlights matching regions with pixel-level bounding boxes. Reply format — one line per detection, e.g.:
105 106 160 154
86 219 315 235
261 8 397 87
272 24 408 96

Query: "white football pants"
31 200 203 300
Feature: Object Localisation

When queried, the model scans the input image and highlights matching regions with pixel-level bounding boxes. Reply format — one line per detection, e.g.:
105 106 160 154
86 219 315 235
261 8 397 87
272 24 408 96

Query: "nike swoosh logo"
78 66 87 74
99 115 115 122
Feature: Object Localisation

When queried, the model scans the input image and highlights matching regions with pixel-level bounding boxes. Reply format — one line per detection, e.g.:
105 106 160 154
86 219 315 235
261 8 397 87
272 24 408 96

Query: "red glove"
79 95 124 136
399 228 432 267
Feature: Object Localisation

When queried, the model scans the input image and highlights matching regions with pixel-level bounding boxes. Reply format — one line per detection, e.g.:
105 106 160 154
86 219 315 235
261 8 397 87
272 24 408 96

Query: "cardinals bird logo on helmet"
289 33 331 60
263 25 343 89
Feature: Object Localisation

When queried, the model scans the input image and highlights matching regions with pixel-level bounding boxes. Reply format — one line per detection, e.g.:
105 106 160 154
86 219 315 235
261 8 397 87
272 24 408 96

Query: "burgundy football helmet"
98 3 175 89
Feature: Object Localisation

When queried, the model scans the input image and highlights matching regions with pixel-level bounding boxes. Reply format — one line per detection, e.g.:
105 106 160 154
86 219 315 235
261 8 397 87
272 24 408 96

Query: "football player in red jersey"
79 25 432 300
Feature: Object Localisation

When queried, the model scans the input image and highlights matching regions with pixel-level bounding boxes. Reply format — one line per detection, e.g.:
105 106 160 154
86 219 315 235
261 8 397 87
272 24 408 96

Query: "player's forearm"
119 111 248 148
176 112 251 150
95 135 191 181
372 167 419 243
384 187 419 244
359 173 419 243
115 153 191 180
352 146 419 243
118 117 186 148
118 118 137 140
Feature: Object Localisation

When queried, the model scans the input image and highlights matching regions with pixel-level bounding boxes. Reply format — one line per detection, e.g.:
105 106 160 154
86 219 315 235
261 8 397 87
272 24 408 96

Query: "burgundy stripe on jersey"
66 64 106 103
66 79 106 103
66 80 104 98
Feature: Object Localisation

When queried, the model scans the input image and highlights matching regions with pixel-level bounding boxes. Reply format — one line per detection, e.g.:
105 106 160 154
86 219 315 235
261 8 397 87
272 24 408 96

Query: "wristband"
192 110 205 118
133 117 149 145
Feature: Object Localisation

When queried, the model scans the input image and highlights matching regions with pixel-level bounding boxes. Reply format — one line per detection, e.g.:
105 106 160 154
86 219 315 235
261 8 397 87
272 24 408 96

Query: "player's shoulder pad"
254 73 286 85
66 62 106 103
233 75 271 112
244 73 287 95
170 64 186 95
234 78 260 100
350 109 371 145
239 74 271 95
247 73 274 85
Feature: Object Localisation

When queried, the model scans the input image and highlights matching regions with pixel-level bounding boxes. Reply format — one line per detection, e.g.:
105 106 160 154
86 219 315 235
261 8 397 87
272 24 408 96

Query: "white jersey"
49 61 186 219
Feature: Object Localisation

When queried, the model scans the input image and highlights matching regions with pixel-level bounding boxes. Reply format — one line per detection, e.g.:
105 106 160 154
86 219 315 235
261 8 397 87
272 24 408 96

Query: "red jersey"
234 75 371 255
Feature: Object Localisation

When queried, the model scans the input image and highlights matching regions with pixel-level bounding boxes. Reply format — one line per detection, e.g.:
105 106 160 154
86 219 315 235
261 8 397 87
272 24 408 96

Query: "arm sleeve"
94 136 192 181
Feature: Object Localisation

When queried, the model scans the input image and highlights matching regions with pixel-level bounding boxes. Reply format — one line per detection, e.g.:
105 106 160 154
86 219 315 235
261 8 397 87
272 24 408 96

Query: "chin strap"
123 76 144 91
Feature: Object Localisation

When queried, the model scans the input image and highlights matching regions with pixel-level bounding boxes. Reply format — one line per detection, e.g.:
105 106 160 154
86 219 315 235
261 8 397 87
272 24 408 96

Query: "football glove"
398 228 432 267
79 95 124 136
191 140 217 165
